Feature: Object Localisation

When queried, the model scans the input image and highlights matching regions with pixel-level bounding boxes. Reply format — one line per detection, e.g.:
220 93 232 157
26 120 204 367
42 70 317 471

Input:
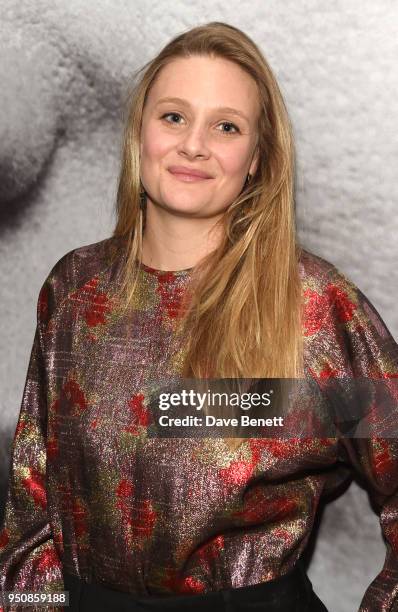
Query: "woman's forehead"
147 55 261 118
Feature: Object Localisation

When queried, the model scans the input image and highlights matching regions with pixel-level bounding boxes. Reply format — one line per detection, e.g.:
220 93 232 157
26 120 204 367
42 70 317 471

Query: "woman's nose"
177 124 210 159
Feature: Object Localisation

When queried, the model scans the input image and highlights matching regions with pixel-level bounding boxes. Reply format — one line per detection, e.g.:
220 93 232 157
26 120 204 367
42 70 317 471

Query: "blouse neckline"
136 260 193 277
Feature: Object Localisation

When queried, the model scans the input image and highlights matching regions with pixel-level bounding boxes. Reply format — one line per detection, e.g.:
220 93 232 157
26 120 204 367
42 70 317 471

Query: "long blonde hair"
113 22 303 385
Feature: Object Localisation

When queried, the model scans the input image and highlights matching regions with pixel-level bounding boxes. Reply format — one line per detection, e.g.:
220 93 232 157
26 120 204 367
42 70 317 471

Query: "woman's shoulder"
298 248 396 344
37 235 125 329
43 235 123 287
298 248 358 297
298 248 370 332
299 249 398 377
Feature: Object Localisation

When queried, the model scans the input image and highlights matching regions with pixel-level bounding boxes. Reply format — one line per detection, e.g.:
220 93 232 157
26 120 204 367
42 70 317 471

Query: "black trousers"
63 563 329 611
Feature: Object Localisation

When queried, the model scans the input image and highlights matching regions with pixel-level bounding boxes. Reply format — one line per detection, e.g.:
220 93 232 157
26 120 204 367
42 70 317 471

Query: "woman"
0 21 397 612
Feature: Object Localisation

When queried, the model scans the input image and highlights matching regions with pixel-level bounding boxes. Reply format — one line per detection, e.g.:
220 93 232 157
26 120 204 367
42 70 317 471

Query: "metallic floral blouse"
1 235 398 612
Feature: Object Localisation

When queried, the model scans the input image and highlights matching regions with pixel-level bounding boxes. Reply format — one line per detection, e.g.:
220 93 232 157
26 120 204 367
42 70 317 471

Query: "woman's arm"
0 281 64 612
323 267 398 612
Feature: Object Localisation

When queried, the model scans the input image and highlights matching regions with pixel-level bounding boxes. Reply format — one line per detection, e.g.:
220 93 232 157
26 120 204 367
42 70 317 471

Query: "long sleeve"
325 267 398 612
0 282 64 612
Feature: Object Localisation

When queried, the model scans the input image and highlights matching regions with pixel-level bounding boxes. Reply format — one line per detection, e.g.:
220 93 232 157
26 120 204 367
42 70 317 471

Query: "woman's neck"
141 201 224 271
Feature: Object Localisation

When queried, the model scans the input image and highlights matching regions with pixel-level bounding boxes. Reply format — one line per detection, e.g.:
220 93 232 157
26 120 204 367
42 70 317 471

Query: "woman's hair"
113 21 303 383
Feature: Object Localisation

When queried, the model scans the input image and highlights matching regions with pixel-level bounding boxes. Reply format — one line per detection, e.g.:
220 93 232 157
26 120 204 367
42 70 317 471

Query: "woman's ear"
249 145 259 178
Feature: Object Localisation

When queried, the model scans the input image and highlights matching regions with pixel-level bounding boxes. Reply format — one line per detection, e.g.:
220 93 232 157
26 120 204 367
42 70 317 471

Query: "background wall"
0 1 397 610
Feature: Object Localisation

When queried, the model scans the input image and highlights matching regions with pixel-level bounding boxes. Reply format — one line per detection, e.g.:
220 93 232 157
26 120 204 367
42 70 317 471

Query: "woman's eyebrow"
155 97 250 123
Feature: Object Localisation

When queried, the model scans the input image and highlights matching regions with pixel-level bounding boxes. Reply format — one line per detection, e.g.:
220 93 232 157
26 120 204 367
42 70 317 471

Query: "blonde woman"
1 22 398 612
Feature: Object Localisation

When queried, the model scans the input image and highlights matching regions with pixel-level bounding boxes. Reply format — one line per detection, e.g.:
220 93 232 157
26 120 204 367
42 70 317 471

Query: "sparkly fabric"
0 235 398 612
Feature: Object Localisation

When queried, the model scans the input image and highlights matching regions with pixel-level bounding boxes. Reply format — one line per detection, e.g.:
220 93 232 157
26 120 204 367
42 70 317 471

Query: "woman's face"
140 55 260 218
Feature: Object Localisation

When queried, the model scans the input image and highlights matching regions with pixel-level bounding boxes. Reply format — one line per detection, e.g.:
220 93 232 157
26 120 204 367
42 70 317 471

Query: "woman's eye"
160 114 239 134
161 112 184 124
217 122 240 135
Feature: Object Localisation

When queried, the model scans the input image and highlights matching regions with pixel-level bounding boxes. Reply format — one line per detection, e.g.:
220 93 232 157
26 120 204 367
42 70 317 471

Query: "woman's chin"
155 198 215 218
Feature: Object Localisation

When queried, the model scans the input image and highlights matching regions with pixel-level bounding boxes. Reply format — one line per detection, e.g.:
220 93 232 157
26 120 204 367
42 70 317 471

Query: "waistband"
63 562 313 611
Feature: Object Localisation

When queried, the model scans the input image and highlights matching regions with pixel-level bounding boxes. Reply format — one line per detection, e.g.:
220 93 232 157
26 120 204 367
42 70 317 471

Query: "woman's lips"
168 166 213 182
170 173 210 182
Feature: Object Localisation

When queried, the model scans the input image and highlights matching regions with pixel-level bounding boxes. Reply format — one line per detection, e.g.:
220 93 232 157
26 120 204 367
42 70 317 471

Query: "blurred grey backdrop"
0 1 397 611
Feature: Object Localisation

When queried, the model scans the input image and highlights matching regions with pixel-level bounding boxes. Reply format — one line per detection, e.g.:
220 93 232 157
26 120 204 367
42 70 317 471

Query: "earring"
245 173 252 185
139 187 147 211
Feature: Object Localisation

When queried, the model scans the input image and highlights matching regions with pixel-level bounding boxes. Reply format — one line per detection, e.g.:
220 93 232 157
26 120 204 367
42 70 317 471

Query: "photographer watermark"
143 377 398 439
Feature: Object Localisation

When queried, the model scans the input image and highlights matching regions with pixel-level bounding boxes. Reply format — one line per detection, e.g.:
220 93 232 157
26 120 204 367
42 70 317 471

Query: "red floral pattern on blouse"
156 273 187 319
69 277 112 327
